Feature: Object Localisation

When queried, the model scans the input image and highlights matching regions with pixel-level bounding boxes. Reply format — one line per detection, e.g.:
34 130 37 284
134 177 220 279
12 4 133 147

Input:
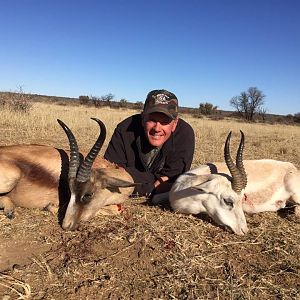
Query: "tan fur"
0 144 134 229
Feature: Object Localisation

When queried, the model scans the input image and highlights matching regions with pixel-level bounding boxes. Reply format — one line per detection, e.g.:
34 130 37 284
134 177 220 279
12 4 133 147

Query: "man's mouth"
150 133 163 139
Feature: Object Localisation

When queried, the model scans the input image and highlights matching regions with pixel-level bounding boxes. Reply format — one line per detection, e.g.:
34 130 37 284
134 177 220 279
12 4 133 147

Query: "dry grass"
0 273 31 299
0 102 300 299
1 102 299 168
0 102 136 151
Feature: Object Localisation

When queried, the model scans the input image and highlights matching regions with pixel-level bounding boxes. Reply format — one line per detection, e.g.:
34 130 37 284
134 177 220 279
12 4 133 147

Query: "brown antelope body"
0 118 136 230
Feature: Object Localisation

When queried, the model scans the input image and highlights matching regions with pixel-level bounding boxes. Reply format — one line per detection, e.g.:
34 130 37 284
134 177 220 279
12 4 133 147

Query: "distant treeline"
0 91 299 125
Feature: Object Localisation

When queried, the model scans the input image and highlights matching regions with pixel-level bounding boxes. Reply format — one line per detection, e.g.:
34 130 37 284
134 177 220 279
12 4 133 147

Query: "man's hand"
154 176 169 188
154 176 172 193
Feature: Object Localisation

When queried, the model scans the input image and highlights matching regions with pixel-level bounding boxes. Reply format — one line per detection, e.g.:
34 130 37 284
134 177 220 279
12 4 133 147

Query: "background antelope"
153 131 300 235
0 118 136 230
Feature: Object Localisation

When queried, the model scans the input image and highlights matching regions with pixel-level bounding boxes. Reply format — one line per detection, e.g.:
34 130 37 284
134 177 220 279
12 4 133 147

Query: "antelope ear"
101 176 138 188
192 177 218 194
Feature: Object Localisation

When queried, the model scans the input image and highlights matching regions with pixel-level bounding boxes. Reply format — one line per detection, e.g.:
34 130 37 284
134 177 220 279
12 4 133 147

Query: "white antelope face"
192 174 248 235
170 131 249 235
58 118 136 231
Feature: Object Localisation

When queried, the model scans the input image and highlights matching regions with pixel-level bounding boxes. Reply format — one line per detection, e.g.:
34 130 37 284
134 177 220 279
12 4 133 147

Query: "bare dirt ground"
1 198 299 299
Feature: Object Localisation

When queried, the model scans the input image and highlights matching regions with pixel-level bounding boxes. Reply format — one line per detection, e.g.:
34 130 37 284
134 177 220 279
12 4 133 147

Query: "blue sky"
0 0 299 115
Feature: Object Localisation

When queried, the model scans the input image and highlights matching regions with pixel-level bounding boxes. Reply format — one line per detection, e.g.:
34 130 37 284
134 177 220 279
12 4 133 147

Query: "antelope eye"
224 197 234 208
82 193 94 203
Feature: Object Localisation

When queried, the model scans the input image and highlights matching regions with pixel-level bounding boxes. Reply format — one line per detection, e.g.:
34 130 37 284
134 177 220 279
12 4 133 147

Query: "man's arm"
104 127 157 196
104 127 127 167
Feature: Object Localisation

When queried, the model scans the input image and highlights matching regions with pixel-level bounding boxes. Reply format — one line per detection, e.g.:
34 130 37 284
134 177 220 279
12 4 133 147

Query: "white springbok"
152 131 300 235
0 118 136 230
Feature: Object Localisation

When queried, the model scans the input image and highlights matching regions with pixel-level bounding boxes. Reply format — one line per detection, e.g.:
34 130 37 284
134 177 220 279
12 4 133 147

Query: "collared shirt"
142 146 161 169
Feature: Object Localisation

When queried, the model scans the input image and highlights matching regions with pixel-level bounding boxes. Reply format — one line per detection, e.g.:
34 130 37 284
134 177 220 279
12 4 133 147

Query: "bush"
119 98 128 108
198 102 218 115
79 95 90 105
294 112 300 123
134 101 144 110
0 86 33 113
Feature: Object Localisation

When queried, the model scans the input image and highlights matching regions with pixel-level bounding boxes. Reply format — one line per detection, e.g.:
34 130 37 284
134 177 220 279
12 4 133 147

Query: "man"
104 89 195 197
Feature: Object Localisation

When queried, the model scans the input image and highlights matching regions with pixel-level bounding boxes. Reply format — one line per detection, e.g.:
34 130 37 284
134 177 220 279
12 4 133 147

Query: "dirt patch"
0 240 50 272
0 200 300 299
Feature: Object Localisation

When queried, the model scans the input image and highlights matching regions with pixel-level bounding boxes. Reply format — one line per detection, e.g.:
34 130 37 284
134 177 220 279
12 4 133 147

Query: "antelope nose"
62 220 78 231
238 224 249 235
242 226 249 234
233 224 249 235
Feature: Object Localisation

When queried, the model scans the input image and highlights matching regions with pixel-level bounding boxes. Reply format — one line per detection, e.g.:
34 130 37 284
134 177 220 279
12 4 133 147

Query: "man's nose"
153 121 162 130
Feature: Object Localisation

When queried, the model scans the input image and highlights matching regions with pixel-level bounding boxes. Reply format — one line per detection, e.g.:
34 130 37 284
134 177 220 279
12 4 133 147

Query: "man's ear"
171 117 179 132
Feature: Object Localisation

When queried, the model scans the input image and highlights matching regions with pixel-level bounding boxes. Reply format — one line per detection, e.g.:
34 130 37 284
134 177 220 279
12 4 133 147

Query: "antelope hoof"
5 210 15 219
43 203 58 215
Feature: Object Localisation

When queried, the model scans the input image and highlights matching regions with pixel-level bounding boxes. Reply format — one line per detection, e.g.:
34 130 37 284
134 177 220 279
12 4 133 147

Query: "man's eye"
148 119 172 125
160 120 172 125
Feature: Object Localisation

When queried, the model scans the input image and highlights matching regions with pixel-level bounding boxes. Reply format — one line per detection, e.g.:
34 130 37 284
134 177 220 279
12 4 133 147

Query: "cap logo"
154 94 170 105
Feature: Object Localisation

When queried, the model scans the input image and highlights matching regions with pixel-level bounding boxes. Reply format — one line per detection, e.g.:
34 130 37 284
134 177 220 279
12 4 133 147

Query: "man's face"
142 112 178 147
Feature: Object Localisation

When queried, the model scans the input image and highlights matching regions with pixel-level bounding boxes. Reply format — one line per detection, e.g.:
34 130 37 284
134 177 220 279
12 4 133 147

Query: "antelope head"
192 131 248 234
58 118 136 231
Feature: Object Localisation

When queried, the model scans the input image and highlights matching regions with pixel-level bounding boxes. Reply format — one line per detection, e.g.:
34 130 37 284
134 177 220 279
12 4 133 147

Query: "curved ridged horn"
224 131 244 193
236 130 247 189
57 119 80 181
76 118 106 183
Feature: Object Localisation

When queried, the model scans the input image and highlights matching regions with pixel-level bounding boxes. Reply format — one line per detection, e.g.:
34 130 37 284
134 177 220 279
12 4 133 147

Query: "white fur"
153 160 300 235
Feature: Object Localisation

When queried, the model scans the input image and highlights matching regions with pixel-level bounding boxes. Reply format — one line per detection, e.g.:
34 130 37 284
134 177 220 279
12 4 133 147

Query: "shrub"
79 95 90 105
294 112 300 123
1 86 33 113
119 98 128 108
134 101 144 110
198 102 218 115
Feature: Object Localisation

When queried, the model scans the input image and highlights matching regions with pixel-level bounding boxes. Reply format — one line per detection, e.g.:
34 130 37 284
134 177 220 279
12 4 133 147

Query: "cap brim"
143 107 176 119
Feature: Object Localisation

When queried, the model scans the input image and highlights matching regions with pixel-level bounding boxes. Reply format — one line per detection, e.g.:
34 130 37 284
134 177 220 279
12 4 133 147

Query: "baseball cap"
143 89 179 120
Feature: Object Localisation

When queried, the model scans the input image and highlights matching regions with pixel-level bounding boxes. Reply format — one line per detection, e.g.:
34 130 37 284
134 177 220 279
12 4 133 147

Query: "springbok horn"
57 119 80 182
76 118 106 183
224 131 244 193
236 130 247 189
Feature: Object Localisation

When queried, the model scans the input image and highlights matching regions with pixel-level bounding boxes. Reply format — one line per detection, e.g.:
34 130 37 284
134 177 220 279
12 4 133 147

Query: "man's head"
142 89 179 147
143 89 178 120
